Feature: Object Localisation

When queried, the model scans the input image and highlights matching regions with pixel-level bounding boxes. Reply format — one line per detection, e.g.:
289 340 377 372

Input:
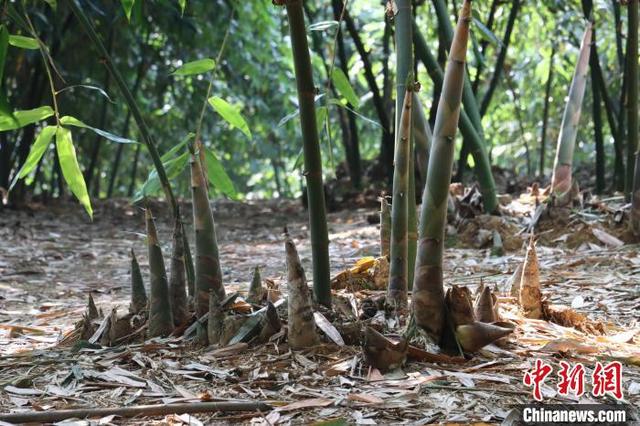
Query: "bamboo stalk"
395 0 417 289
380 197 391 258
478 0 520 117
539 43 556 178
146 208 174 337
388 82 413 308
413 24 497 213
550 23 593 200
413 92 432 189
0 401 272 424
412 0 472 343
629 0 640 233
190 151 225 318
280 0 331 307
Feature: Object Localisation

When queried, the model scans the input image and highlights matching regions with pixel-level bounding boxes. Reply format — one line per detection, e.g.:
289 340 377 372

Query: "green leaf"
178 0 187 15
60 116 137 144
55 127 92 219
0 26 9 82
331 68 360 108
172 58 215 76
161 133 194 162
291 148 304 171
278 94 325 127
135 149 189 201
472 17 502 47
10 125 56 190
204 147 237 198
329 99 381 128
207 96 251 139
56 84 114 103
0 106 54 131
309 21 339 31
121 0 136 21
8 35 39 50
43 0 57 9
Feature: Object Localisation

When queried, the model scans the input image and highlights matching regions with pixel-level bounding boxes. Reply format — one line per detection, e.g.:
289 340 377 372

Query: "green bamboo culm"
413 92 432 194
387 80 414 309
190 150 225 318
129 248 147 315
413 23 498 214
628 0 640 233
430 0 484 135
279 0 331 307
145 208 174 337
380 197 391 258
394 0 417 289
169 214 188 326
550 22 593 202
412 0 472 343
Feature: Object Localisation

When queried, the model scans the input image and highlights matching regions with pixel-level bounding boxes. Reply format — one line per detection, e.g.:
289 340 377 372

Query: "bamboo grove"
1 0 639 355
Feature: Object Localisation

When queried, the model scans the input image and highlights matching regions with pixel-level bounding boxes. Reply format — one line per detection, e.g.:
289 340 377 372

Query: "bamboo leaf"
172 58 215 76
291 148 304 171
204 147 237 198
0 106 54 131
278 94 325 127
10 125 56 190
161 133 194 162
60 116 137 144
331 68 360 108
8 35 39 50
55 127 93 218
207 96 251 139
328 99 381 128
56 84 114 103
135 151 189 201
120 0 136 21
179 0 187 14
309 20 339 31
472 17 502 47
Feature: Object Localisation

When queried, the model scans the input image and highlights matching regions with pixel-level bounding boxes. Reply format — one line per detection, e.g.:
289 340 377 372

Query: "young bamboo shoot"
129 249 147 315
169 215 188 326
387 82 414 309
191 153 225 318
285 230 319 349
146 209 174 337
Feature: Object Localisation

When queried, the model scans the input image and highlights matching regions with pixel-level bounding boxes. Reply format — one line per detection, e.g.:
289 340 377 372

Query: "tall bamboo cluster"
550 23 593 201
279 0 331 307
412 0 472 343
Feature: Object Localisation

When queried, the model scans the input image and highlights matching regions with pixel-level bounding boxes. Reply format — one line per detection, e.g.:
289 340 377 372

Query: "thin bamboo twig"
0 401 273 424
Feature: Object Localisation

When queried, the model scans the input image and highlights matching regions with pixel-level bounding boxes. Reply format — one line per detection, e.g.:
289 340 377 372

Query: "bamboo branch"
0 401 272 424
67 0 177 215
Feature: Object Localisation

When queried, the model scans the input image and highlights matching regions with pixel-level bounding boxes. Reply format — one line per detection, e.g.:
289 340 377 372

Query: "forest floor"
0 195 639 425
